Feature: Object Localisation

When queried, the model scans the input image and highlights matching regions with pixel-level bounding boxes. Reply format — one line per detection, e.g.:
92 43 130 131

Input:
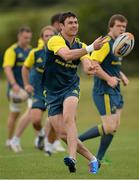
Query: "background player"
51 13 62 32
10 25 65 153
3 26 32 150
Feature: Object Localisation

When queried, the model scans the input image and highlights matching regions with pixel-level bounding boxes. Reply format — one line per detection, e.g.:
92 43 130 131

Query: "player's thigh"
63 96 79 120
30 108 43 123
49 114 67 137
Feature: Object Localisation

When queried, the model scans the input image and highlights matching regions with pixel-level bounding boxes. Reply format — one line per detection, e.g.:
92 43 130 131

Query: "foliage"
0 0 139 74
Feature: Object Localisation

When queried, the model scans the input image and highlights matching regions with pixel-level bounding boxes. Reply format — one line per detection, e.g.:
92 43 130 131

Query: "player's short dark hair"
18 26 32 34
51 13 62 25
108 14 128 29
59 12 77 24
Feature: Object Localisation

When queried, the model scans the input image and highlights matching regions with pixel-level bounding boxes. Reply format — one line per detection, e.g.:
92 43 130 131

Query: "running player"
79 14 129 164
41 12 107 173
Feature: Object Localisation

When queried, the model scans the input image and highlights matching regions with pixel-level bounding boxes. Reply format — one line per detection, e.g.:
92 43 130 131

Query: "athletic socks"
38 128 45 137
97 134 114 160
79 124 104 141
79 124 114 160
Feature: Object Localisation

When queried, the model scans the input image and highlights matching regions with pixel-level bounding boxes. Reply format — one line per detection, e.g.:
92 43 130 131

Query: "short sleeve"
3 48 16 67
47 36 67 54
24 49 35 68
38 38 44 48
91 42 110 63
80 42 91 61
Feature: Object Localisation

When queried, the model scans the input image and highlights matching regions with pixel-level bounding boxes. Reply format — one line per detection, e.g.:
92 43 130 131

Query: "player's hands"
93 36 108 50
107 76 120 88
121 74 129 86
87 61 100 75
87 66 97 75
12 83 20 93
25 84 34 94
90 61 100 75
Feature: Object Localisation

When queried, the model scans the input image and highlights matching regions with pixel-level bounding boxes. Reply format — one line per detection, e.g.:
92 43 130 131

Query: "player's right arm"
22 50 35 93
91 42 119 88
3 47 20 93
48 36 106 61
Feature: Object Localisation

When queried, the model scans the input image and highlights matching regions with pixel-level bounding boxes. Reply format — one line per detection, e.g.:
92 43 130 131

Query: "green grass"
0 77 139 179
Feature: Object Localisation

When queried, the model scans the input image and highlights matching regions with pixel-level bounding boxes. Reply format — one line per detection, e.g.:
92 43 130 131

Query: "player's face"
42 29 55 44
111 20 127 38
18 31 32 47
61 17 79 36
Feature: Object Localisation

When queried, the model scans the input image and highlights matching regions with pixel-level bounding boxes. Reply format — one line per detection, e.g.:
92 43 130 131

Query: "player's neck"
108 32 116 40
17 42 29 50
60 32 75 45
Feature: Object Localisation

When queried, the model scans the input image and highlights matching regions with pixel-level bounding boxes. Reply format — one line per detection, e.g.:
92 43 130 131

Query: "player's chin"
71 30 78 36
119 31 125 35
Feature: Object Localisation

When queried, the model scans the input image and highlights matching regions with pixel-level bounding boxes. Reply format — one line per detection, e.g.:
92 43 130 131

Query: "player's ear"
59 23 64 30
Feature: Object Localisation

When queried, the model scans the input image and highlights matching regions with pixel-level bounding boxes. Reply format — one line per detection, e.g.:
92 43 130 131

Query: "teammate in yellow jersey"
10 25 65 153
22 26 56 151
79 14 129 164
3 26 32 151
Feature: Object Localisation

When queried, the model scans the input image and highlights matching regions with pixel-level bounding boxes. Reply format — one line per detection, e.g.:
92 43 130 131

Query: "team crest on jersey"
17 53 23 58
36 58 43 63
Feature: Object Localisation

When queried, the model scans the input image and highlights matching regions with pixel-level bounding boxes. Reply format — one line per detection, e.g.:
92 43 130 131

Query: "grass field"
0 77 139 179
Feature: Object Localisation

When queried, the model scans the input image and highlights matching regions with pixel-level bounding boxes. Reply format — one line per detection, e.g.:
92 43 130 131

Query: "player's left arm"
48 36 106 61
81 58 97 75
120 71 129 86
80 42 100 75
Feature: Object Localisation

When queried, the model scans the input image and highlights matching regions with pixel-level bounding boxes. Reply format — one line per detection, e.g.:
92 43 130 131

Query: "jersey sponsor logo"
36 67 44 73
111 61 122 65
36 58 43 63
55 59 77 69
16 62 24 66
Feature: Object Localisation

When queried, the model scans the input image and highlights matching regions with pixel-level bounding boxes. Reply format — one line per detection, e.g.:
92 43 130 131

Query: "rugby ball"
112 32 135 57
9 88 28 103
